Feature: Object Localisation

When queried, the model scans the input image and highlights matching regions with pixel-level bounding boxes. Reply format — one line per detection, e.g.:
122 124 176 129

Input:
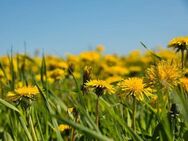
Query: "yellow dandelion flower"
102 65 129 76
146 60 182 90
15 86 39 96
168 36 188 51
168 36 188 68
118 77 152 101
108 66 129 76
104 54 118 63
35 74 54 83
85 80 115 96
79 51 100 62
35 74 41 81
58 124 70 132
104 55 120 65
126 50 142 63
33 57 42 66
66 54 80 64
55 61 68 70
48 68 65 80
46 56 68 70
7 86 39 102
0 56 9 66
72 72 80 79
180 77 188 92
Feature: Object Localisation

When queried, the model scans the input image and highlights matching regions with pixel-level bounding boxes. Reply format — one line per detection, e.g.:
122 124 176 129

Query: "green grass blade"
140 41 162 60
61 118 113 141
100 98 143 141
19 116 33 141
35 84 63 141
0 98 21 114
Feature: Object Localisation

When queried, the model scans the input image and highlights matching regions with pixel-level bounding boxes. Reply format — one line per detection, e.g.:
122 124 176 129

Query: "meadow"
0 37 188 141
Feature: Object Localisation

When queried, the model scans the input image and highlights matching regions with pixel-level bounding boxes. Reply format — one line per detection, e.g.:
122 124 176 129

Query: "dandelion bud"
81 66 92 94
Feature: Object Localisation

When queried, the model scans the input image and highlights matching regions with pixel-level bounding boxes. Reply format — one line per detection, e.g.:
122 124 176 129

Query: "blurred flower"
48 68 66 80
46 56 68 70
0 56 9 66
118 77 152 101
72 72 80 79
79 51 100 62
129 66 142 73
102 65 129 76
126 50 142 63
104 54 121 65
35 74 54 84
110 66 129 76
66 54 80 65
105 76 122 84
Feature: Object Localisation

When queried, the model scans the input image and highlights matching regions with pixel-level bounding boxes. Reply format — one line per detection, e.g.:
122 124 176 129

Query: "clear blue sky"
0 0 188 56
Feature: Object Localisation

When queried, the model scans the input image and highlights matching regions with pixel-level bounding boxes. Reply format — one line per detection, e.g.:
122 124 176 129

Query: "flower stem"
132 96 136 131
96 96 99 128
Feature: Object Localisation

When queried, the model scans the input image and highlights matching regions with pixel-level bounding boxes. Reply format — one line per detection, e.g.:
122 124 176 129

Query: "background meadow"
1 41 188 140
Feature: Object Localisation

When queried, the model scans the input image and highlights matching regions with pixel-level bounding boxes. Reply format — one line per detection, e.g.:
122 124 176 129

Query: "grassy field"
0 38 188 141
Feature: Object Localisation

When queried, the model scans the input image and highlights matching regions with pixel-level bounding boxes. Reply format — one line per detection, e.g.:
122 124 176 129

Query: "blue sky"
0 0 188 56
